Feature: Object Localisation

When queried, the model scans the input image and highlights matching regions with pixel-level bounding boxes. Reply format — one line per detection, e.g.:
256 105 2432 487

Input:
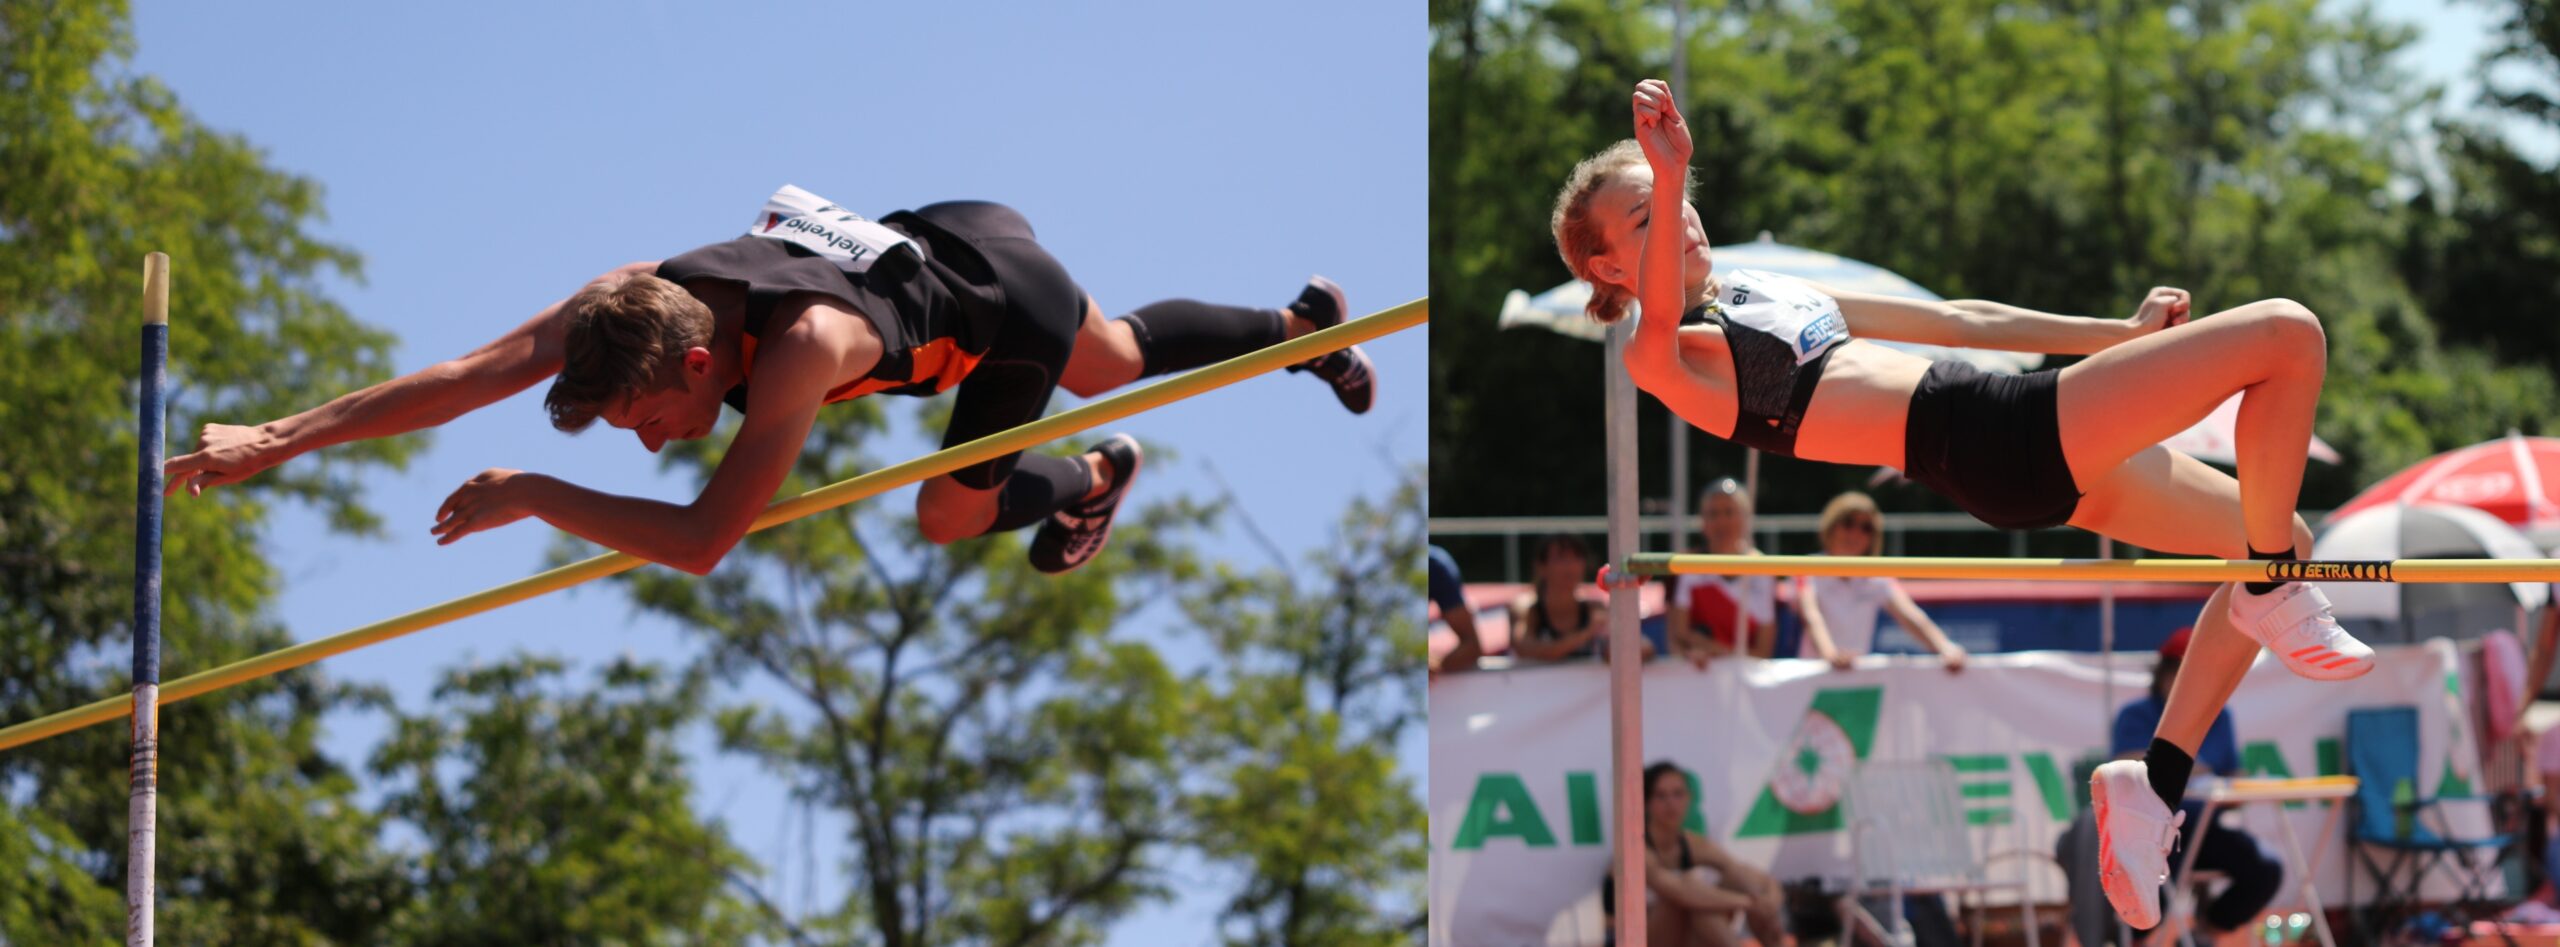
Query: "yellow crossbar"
1624 552 2560 584
0 298 1427 754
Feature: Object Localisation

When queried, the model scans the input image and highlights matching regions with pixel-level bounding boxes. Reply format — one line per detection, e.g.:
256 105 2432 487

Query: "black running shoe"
1282 276 1375 414
1028 434 1143 574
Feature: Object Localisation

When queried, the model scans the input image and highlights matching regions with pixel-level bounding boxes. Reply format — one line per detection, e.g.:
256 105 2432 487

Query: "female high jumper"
1550 79 2365 931
163 192 1375 577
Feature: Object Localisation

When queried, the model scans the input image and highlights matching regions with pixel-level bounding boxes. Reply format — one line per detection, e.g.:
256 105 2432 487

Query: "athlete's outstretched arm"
428 301 850 575
1821 283 2190 355
164 261 661 496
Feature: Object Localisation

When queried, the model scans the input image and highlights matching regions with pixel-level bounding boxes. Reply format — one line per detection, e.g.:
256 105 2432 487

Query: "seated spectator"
1668 478 1780 667
1430 544 1482 673
1602 761 1788 947
2111 627 2282 947
1797 492 1965 673
1513 534 1651 662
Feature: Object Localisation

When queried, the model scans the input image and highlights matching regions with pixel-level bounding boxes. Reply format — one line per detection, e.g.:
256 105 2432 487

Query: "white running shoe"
2226 582 2374 680
2092 760 2184 931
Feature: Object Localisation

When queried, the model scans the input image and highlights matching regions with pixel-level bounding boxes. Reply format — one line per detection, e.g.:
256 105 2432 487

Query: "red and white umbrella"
2311 501 2548 641
2331 432 2560 548
2158 393 2342 467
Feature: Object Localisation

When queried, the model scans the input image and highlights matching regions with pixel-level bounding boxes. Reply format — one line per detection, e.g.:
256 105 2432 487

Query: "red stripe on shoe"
2290 645 2330 659
2320 655 2363 670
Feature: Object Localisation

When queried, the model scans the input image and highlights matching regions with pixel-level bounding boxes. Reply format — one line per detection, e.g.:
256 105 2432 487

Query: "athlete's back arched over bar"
0 299 1423 756
1556 77 2368 933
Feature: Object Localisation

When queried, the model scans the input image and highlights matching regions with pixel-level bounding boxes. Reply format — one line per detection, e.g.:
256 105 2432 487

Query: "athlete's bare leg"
1060 296 1143 397
2056 298 2325 556
2068 444 2316 753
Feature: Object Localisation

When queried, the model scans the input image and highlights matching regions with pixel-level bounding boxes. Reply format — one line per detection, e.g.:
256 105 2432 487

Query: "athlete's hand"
433 468 540 545
2127 286 2193 336
1825 651 1855 671
1631 79 1693 171
165 422 292 497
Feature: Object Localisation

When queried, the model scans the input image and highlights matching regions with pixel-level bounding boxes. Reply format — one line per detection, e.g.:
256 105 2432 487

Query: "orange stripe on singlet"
737 334 984 405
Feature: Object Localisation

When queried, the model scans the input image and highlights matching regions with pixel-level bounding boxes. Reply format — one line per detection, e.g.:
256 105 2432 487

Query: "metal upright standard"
1603 317 1647 945
129 252 169 947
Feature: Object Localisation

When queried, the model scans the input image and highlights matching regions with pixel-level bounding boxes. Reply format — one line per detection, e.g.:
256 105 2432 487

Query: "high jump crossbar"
1623 552 2560 584
0 297 1427 755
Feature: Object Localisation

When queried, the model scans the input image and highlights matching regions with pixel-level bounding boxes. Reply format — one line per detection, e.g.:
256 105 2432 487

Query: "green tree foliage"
2 0 420 941
2403 0 2560 377
365 656 768 945
574 406 1210 947
1431 0 2558 554
1181 470 1428 946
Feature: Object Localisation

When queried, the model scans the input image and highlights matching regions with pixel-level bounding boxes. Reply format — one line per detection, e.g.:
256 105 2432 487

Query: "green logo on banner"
1736 686 1882 837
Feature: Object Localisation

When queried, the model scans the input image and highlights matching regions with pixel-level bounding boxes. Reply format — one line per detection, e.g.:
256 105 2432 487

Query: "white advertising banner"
1428 644 2486 947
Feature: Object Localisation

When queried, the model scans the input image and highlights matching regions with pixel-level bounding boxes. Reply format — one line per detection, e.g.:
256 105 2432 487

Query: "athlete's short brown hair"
543 273 712 432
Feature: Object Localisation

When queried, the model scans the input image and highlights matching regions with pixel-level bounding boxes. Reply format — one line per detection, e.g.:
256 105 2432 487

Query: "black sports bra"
1685 268 1850 456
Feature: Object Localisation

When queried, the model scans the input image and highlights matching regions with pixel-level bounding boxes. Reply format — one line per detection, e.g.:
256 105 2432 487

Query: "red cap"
2160 626 2195 661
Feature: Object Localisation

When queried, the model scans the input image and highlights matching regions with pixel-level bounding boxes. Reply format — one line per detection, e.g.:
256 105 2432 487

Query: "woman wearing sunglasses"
1797 492 1966 673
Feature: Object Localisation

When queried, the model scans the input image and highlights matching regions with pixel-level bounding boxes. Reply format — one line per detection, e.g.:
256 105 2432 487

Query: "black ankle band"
2145 739 2195 810
2245 545 2297 595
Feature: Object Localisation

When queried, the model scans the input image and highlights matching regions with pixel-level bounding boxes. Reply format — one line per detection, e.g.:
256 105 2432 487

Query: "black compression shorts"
1901 360 2083 531
904 201 1087 490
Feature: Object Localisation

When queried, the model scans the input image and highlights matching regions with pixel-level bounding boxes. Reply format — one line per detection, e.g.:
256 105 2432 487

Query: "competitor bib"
748 184 920 276
1718 268 1848 365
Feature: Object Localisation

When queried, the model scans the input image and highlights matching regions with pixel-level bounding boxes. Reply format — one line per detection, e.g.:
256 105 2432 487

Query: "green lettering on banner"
1568 772 1602 845
1945 754 2012 825
2023 753 2071 821
2317 738 2342 777
1452 773 1556 850
1683 769 1707 836
2241 741 2308 809
2241 741 2295 779
1736 686 1883 838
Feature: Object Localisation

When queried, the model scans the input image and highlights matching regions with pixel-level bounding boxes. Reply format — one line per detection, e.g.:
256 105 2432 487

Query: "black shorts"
1902 360 2082 531
903 201 1087 490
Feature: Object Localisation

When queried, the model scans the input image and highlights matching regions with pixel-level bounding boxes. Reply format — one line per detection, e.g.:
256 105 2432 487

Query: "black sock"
2145 739 2194 810
2244 545 2296 595
1119 300 1288 378
984 452 1094 534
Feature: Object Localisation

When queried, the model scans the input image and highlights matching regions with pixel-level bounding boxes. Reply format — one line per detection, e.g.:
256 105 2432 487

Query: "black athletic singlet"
655 207 1014 409
1682 268 1850 456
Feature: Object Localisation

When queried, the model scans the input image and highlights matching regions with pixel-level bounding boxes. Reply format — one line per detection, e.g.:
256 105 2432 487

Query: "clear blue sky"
128 2 1422 942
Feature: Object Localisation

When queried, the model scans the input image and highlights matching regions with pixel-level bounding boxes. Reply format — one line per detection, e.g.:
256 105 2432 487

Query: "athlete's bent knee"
915 492 989 545
2253 298 2327 360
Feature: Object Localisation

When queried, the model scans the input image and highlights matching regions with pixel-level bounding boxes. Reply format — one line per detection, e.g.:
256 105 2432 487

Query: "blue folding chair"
2345 706 2513 943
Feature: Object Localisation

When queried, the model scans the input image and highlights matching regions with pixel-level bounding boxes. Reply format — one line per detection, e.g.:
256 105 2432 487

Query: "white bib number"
748 184 918 275
1722 269 1847 364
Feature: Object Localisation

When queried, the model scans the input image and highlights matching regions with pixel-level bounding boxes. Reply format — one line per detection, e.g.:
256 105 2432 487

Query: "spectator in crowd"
1513 534 1650 662
2110 627 2282 947
1668 478 1780 666
1797 492 1966 672
1431 544 1483 673
2515 598 2559 738
1602 761 1789 947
